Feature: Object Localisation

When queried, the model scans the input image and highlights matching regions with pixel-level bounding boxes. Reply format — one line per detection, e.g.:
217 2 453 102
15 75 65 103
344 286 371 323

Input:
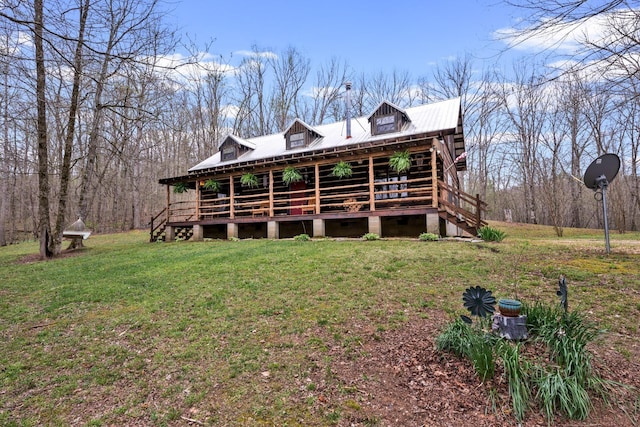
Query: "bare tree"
270 46 310 131
365 69 412 109
305 57 350 126
497 63 549 224
233 46 272 137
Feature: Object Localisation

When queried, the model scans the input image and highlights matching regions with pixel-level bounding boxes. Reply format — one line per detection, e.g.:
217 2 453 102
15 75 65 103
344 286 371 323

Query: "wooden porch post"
195 180 200 220
269 170 274 217
368 155 375 212
166 184 170 223
229 175 235 219
314 163 320 214
431 142 439 208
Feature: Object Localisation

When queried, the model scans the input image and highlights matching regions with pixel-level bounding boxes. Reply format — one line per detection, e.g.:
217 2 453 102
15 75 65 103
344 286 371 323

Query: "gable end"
368 102 411 136
284 119 322 150
219 136 253 161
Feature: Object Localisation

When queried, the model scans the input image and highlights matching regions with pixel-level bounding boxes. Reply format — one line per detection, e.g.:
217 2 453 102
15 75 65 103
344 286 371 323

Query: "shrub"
419 232 439 241
294 233 311 241
478 225 506 242
362 233 380 241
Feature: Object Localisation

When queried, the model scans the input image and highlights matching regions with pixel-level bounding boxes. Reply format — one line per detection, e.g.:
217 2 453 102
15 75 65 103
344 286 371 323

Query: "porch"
151 177 486 241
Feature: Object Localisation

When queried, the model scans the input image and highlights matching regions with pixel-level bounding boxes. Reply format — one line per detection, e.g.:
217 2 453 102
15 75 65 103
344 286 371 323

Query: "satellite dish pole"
596 173 611 254
583 153 620 255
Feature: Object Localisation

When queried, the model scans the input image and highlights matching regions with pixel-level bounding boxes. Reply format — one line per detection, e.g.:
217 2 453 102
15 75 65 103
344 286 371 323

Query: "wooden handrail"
437 180 487 231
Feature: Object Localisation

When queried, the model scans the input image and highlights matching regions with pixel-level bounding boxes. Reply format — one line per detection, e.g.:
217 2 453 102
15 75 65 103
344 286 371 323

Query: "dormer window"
368 101 411 136
284 119 323 150
289 132 305 148
222 146 236 161
375 115 396 134
217 135 256 163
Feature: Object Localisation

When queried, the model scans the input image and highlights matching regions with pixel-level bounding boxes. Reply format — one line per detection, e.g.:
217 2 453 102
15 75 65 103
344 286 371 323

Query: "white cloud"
493 10 618 54
234 49 278 60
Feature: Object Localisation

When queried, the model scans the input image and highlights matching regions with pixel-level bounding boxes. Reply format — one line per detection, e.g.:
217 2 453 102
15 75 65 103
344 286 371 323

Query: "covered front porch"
152 137 486 241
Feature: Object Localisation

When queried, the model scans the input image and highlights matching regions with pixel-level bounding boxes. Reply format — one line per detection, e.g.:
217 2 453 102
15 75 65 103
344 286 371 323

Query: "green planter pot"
498 299 522 317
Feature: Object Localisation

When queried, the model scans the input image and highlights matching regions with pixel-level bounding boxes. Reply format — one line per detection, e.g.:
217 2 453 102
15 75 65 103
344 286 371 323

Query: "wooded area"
1 1 639 256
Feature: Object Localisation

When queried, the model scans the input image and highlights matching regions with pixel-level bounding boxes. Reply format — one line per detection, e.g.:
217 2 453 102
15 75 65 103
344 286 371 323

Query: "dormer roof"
283 119 323 150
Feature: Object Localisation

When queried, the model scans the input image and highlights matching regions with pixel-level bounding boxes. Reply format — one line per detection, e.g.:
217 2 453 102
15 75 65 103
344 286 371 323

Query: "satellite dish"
583 153 620 190
583 153 620 254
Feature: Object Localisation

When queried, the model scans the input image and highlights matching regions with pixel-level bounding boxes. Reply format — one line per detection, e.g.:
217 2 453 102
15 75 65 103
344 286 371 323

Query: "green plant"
173 182 188 193
203 179 222 192
436 318 473 358
497 341 530 422
362 233 379 241
467 331 496 382
282 166 303 185
478 225 506 242
389 150 411 174
418 232 439 241
240 172 259 188
294 234 311 241
534 368 591 422
331 161 353 179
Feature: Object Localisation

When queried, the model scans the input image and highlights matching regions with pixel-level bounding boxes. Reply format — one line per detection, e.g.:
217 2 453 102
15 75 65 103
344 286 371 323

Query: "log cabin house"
152 96 486 241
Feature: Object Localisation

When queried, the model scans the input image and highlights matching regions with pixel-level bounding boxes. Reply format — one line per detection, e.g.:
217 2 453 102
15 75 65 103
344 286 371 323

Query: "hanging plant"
331 161 353 179
240 172 259 188
389 150 412 174
173 182 188 194
203 179 221 192
282 166 303 186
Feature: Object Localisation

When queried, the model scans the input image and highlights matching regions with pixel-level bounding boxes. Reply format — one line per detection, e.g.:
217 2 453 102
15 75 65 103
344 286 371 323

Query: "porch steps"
438 209 485 237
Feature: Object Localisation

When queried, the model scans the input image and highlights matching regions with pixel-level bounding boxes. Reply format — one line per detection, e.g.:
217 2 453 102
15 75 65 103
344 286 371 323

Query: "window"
375 115 396 134
222 146 235 161
289 132 305 148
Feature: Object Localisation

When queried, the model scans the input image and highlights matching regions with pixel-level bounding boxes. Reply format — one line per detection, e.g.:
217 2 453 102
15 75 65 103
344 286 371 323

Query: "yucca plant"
240 172 259 188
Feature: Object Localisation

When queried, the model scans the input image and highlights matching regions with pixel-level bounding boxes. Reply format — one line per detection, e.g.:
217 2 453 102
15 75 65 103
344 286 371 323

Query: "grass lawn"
1 222 639 426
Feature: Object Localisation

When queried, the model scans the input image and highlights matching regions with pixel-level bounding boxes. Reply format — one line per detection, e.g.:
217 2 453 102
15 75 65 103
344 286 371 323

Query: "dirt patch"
308 314 640 426
15 247 90 264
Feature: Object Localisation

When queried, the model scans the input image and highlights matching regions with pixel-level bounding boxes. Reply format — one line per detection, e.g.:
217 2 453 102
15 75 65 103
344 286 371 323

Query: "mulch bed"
308 314 640 426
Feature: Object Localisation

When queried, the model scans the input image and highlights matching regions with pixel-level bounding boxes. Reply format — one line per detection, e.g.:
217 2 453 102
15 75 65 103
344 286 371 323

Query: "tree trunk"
34 0 52 259
52 0 90 255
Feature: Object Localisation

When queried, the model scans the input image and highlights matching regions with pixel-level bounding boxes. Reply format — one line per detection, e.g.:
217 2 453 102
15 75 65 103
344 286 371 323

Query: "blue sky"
168 0 525 77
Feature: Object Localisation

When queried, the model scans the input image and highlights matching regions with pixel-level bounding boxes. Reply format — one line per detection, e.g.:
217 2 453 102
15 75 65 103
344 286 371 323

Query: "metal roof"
187 97 462 175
